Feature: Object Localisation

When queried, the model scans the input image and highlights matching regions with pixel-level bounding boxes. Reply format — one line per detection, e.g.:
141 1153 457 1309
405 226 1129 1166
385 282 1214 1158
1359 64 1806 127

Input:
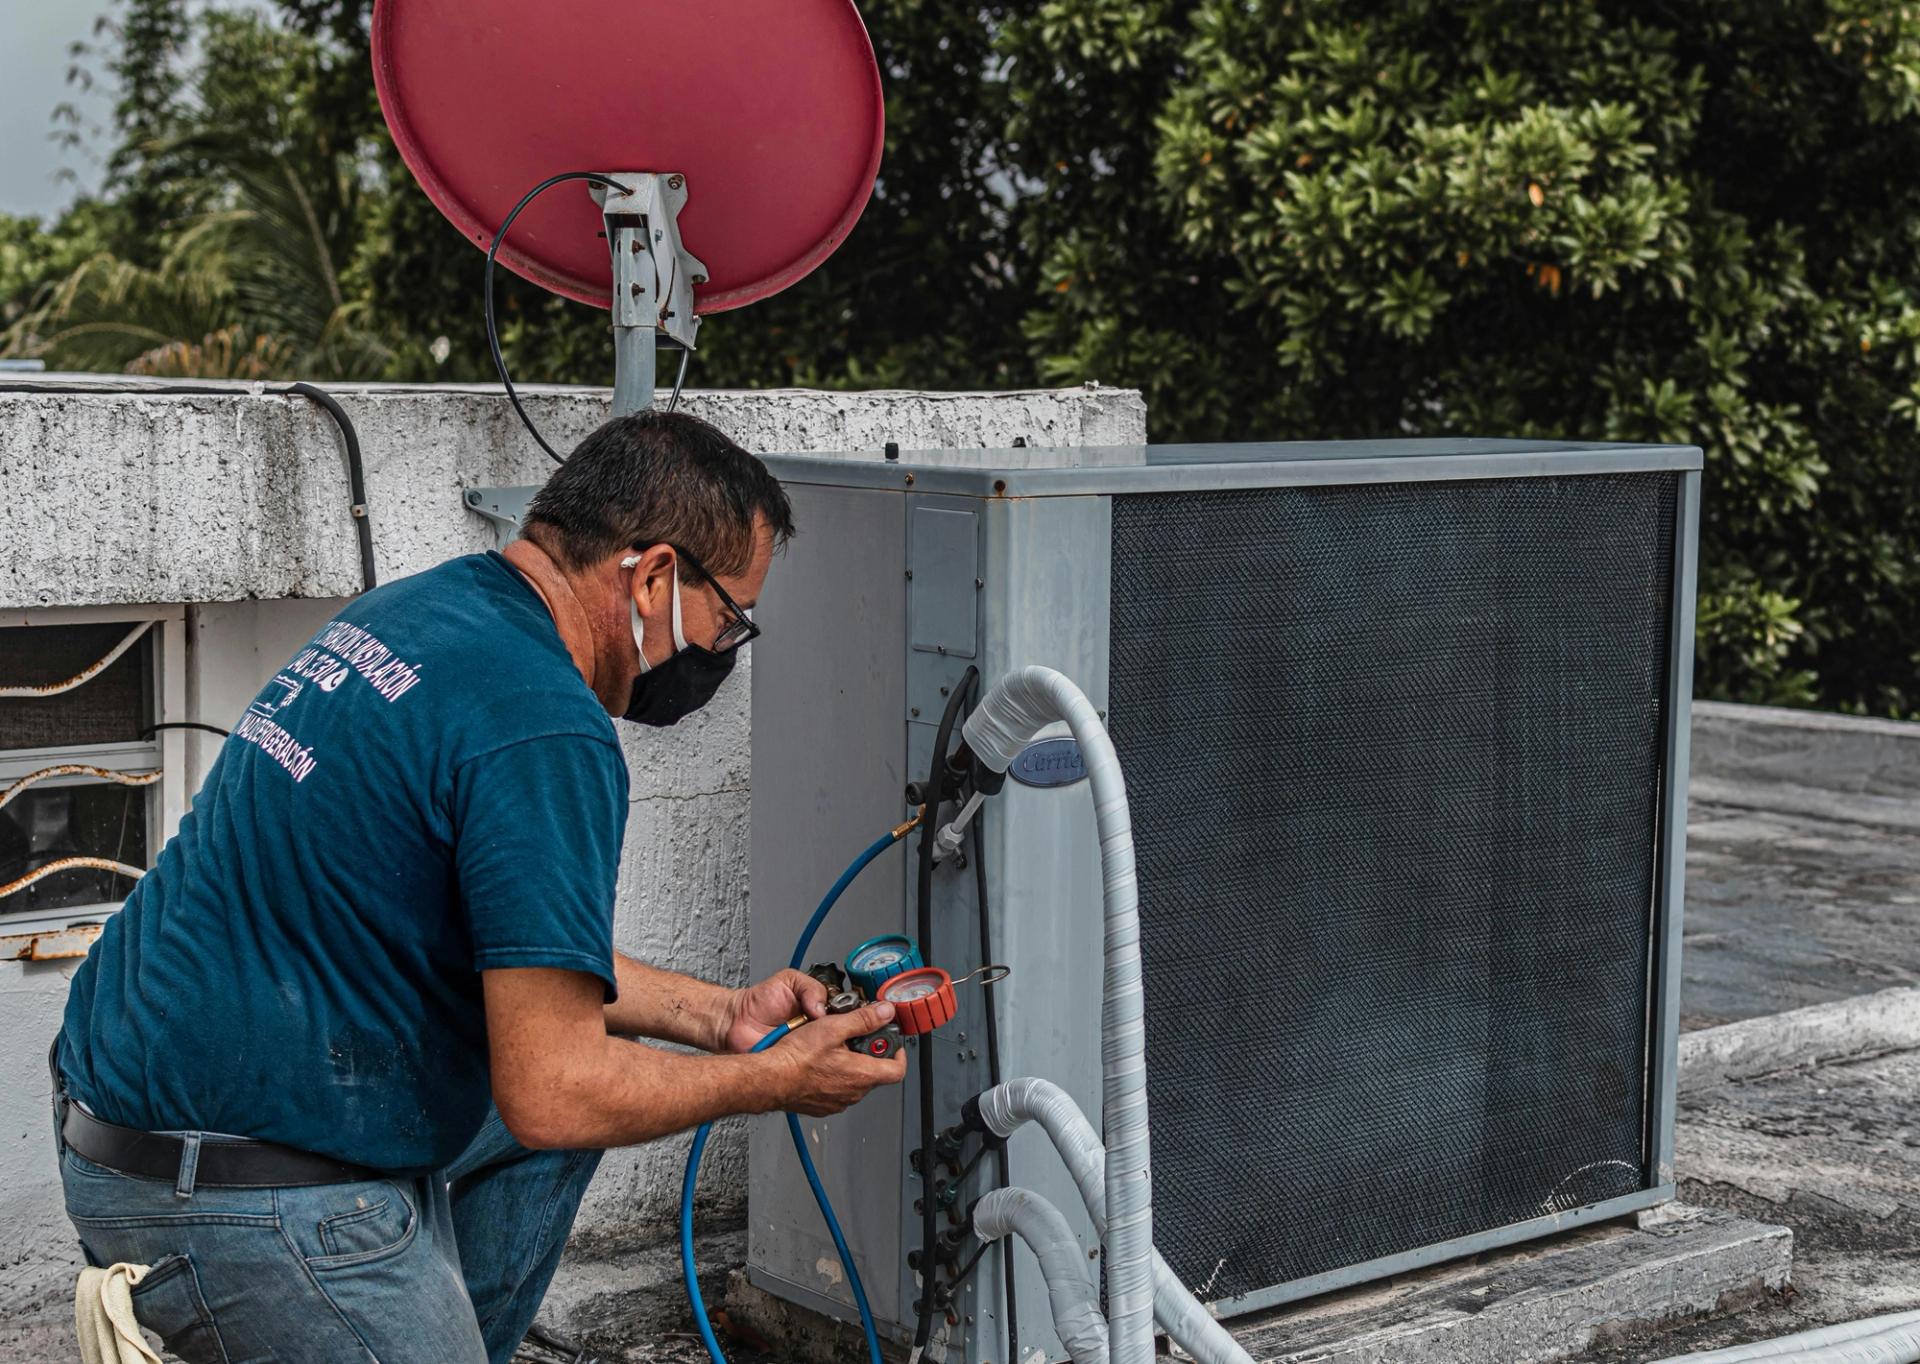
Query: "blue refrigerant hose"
680 826 911 1364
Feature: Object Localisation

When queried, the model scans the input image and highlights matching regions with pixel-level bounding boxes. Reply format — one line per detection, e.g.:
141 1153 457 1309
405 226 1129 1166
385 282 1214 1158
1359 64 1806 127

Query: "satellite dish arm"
595 173 707 416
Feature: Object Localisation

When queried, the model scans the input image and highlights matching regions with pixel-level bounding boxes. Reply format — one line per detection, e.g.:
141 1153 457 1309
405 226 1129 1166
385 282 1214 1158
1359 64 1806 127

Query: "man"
52 410 904 1363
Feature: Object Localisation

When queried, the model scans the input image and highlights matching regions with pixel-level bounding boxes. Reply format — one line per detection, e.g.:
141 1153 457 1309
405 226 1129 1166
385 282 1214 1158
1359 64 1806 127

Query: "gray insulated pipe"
973 1188 1110 1364
974 1078 1253 1364
962 666 1154 1364
1649 1311 1920 1363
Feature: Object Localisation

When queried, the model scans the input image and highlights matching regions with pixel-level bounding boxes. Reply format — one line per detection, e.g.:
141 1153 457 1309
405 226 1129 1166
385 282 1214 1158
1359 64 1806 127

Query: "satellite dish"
372 0 885 316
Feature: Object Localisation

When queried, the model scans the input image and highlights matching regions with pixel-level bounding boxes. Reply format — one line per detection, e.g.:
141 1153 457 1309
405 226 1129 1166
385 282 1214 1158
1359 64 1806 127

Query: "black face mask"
622 644 736 727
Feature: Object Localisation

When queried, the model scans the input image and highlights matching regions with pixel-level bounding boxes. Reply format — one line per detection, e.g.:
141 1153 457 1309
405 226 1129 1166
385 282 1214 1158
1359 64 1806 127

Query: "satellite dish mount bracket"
595 171 707 416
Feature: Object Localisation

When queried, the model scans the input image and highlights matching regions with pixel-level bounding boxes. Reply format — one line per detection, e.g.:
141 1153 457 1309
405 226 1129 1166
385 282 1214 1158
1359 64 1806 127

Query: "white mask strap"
669 560 688 653
621 554 687 673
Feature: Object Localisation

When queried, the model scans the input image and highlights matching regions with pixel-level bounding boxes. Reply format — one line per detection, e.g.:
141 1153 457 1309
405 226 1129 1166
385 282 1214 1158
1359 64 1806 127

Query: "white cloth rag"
74 1262 163 1364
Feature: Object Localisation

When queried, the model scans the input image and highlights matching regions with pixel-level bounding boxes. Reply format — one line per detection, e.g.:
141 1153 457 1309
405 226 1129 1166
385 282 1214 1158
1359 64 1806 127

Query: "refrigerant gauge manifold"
844 933 922 994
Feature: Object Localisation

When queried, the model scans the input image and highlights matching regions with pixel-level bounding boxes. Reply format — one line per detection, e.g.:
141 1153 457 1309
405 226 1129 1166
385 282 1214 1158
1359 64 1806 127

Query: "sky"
0 2 118 218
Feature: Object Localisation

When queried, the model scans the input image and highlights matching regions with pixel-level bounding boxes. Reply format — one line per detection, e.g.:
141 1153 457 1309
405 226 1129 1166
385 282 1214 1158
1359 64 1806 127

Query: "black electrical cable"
943 1138 994 1196
668 346 691 414
973 808 1018 1364
283 382 375 591
945 1241 992 1293
0 380 375 591
483 171 627 466
140 722 231 740
914 666 978 1355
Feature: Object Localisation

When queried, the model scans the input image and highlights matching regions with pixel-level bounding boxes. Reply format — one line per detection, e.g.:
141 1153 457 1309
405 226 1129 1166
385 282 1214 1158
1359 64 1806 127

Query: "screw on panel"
975 578 984 590
667 174 684 191
905 472 916 485
911 707 921 718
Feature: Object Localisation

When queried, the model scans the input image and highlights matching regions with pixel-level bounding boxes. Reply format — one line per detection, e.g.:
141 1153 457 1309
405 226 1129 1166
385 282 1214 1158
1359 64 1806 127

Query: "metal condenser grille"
1107 473 1676 1306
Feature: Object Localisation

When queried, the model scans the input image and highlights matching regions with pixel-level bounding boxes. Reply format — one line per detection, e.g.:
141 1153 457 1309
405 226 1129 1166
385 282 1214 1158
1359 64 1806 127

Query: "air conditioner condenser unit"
747 438 1701 1363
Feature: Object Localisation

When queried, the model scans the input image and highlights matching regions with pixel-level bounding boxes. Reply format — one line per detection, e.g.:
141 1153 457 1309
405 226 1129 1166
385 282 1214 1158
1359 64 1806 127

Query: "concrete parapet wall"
0 380 1146 608
1692 701 1920 831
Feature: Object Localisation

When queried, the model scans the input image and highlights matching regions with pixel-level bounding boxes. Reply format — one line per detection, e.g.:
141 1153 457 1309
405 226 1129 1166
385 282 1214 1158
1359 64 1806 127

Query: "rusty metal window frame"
1 604 187 949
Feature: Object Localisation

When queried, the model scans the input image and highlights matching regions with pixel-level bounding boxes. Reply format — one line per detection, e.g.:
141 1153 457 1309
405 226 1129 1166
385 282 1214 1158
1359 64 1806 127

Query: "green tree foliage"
2 0 1915 714
999 0 1920 716
7 11 384 377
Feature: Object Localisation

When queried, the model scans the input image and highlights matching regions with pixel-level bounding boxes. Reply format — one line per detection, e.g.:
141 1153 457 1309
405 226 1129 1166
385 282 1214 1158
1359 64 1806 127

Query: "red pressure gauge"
876 966 957 1036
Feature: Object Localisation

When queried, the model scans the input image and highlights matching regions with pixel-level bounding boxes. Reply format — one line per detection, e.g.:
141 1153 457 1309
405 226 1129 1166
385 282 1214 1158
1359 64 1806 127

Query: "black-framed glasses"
669 544 761 653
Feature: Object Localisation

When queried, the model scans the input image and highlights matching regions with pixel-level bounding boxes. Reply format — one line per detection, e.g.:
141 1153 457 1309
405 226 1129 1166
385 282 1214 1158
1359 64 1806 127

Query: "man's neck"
501 538 599 693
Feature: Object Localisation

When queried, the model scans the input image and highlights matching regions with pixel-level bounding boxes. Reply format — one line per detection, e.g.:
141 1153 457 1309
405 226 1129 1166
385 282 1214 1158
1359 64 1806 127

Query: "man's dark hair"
524 410 795 579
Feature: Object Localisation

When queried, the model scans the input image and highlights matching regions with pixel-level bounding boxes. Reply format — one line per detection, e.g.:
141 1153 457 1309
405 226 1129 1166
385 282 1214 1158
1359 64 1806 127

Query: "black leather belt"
61 1099 382 1188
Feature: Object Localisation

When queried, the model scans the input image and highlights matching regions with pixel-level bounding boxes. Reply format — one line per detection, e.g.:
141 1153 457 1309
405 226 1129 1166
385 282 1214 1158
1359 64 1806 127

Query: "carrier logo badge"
1008 737 1087 789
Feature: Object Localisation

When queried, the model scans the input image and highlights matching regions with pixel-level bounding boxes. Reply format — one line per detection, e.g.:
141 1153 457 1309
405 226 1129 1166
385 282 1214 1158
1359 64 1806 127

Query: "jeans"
57 1104 602 1364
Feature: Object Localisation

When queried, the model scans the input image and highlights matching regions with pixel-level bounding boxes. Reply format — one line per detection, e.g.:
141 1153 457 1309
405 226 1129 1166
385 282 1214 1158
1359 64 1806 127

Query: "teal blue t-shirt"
59 553 629 1173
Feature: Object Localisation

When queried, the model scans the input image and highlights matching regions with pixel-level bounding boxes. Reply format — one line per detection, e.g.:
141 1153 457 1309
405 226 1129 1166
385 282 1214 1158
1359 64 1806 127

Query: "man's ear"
621 543 677 612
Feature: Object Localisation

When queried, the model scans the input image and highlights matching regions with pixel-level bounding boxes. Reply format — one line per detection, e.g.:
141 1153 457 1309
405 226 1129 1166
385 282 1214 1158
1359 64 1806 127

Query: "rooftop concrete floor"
1561 707 1920 1361
1682 800 1920 1030
1574 1011 1920 1362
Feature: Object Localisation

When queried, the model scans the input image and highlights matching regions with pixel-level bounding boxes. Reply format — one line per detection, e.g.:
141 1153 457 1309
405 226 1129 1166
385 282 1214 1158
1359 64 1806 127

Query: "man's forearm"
605 952 736 1050
507 1029 787 1148
485 967 895 1150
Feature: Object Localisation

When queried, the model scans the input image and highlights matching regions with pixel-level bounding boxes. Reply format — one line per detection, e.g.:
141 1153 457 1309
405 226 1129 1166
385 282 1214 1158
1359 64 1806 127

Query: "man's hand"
484 969 905 1148
768 1002 908 1116
721 968 830 1054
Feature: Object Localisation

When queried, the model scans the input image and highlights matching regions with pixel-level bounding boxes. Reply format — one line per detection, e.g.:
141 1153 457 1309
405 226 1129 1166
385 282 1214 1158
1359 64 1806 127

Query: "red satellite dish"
371 0 885 314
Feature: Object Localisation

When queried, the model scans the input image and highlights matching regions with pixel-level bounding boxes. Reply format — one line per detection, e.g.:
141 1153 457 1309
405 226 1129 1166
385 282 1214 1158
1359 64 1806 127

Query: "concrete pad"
1230 1206 1790 1364
1675 1046 1920 1232
715 1207 1790 1364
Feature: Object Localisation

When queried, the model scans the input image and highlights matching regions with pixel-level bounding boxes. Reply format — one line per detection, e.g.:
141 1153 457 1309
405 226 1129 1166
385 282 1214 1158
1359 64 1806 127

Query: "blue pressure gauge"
845 934 923 995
